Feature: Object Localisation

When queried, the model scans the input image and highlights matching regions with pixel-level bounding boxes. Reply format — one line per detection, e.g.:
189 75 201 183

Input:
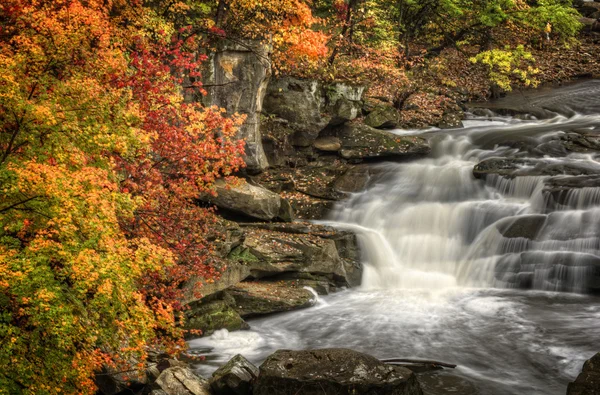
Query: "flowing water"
189 82 600 394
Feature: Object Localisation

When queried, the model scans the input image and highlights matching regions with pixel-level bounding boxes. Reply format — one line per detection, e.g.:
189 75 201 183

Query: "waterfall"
327 115 600 293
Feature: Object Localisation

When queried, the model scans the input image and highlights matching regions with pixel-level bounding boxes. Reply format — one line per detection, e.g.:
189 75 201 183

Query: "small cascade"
329 115 600 294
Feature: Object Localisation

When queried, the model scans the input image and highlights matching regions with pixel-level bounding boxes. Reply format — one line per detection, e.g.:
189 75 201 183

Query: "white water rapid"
331 114 600 294
190 84 600 395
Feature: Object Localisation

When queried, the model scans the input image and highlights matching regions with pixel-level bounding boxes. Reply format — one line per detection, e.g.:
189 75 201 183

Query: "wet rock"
210 354 259 395
335 124 430 160
495 251 600 293
253 348 423 395
234 223 362 288
226 281 316 318
203 40 271 173
542 175 600 210
202 179 293 222
567 353 600 395
364 105 400 129
473 158 600 179
436 113 464 129
416 372 479 395
496 215 547 240
185 296 249 337
152 366 211 395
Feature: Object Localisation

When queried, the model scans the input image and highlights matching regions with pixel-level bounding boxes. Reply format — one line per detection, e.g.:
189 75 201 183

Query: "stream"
189 81 600 394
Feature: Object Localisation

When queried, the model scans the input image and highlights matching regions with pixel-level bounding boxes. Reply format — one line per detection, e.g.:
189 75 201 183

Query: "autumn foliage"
0 0 587 393
0 0 244 393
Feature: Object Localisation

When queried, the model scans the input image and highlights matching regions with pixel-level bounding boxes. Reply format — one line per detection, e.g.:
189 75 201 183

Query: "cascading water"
189 84 600 395
333 114 600 295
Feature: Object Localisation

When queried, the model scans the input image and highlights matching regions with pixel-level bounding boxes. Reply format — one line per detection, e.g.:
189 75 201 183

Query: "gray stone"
263 78 365 145
313 136 342 152
226 281 316 318
496 215 547 240
153 366 211 395
182 262 250 305
330 97 361 125
364 105 400 129
473 158 600 179
203 41 271 173
253 349 423 395
236 222 362 288
263 78 329 141
202 179 292 222
567 353 600 395
236 224 360 287
437 113 464 129
210 354 259 395
335 124 430 160
185 297 249 337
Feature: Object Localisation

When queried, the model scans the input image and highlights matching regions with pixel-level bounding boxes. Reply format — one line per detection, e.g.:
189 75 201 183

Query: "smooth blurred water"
190 87 600 394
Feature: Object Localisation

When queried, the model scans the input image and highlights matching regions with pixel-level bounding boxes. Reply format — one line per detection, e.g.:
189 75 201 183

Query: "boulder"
226 281 316 318
210 354 259 395
364 105 400 129
263 78 328 141
284 192 337 220
95 365 145 395
263 77 365 145
203 41 271 173
232 223 362 288
567 353 600 395
496 215 547 240
437 113 463 129
330 97 361 126
313 136 342 152
185 296 249 337
202 179 292 222
253 349 423 395
152 366 211 395
335 124 430 160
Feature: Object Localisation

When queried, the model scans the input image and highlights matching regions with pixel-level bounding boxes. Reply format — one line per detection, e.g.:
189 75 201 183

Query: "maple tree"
0 0 244 393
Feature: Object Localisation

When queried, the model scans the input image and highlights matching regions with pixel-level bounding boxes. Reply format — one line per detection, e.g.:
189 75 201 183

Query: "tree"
0 0 244 393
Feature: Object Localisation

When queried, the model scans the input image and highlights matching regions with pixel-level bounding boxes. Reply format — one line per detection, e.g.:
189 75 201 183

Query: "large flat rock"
335 124 430 160
253 349 423 395
567 353 600 395
201 179 292 222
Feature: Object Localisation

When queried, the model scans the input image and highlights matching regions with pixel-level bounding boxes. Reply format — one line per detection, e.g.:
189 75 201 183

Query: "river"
189 81 600 394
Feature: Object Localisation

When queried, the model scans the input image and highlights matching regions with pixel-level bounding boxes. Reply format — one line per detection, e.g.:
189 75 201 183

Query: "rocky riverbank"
94 21 600 393
97 347 479 395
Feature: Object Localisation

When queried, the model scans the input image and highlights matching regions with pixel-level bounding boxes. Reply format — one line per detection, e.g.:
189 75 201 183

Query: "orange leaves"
0 0 246 393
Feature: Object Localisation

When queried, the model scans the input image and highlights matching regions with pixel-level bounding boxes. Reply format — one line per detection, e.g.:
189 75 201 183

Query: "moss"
185 299 249 337
228 246 259 263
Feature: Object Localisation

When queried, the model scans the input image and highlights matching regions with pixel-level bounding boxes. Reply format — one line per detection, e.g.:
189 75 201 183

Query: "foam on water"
190 107 600 394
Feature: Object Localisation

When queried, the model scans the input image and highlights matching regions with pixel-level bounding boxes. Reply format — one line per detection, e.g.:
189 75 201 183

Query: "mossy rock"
336 123 430 160
364 105 400 129
185 298 249 337
228 246 259 263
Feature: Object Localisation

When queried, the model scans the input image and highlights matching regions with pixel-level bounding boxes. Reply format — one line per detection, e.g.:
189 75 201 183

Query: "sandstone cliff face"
203 41 272 173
